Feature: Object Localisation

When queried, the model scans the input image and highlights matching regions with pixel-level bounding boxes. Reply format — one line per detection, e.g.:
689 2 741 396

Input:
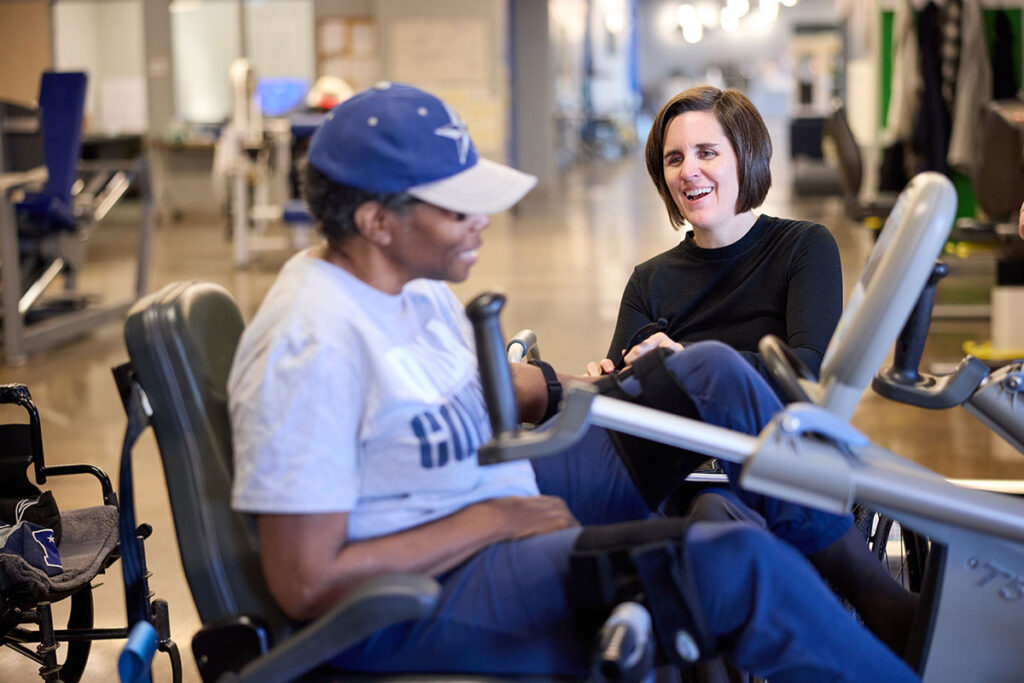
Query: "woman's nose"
471 214 490 232
680 156 700 178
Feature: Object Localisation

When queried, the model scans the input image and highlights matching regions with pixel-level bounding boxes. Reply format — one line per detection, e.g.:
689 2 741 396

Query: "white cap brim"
407 158 537 215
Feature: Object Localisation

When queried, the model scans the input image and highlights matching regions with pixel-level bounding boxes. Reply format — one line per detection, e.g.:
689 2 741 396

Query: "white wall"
170 0 240 123
376 0 510 160
245 0 315 81
53 0 147 134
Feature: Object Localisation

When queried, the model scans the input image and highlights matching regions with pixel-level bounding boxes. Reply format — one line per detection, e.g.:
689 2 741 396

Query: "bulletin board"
316 17 380 92
388 18 490 89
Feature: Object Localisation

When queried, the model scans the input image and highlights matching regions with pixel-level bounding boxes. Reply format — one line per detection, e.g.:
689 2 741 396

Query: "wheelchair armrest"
0 384 117 506
41 464 117 507
226 573 440 683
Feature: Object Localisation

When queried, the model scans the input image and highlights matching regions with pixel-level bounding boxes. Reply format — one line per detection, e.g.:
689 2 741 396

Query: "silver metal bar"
0 166 47 365
852 459 1024 544
588 394 756 465
18 257 64 315
134 158 154 297
19 301 134 354
506 329 538 364
590 392 1024 544
232 163 249 268
92 171 131 222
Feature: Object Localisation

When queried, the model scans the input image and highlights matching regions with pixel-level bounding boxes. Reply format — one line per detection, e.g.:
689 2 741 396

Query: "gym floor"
2 150 1022 682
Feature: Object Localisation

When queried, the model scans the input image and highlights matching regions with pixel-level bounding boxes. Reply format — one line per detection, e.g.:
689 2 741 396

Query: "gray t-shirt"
229 250 539 541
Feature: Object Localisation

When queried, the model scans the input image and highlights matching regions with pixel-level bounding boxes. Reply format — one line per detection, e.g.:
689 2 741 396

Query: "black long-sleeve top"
607 214 843 379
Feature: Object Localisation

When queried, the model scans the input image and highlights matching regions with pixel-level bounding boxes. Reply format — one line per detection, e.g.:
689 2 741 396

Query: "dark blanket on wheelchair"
0 491 63 544
594 349 711 511
0 505 118 604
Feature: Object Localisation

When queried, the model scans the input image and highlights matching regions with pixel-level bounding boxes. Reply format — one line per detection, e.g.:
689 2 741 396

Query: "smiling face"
662 110 748 240
387 202 489 285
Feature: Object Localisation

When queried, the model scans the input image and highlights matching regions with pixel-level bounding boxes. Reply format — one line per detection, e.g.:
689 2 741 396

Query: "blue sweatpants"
640 340 852 554
331 343 917 681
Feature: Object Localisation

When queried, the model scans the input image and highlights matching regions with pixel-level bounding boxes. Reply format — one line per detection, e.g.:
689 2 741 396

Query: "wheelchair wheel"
59 586 95 683
853 505 929 593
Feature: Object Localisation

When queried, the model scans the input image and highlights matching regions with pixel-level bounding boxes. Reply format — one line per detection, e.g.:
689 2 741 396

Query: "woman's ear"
352 201 393 247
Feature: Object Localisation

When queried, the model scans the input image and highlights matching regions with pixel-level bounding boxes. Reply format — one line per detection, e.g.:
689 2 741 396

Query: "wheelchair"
0 383 181 682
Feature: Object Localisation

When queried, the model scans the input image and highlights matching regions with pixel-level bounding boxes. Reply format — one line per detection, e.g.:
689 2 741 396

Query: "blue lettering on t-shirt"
438 405 465 462
411 411 447 468
448 391 484 457
410 381 488 469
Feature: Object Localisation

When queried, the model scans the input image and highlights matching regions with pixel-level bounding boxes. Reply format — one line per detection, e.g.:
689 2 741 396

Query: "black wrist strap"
529 359 563 424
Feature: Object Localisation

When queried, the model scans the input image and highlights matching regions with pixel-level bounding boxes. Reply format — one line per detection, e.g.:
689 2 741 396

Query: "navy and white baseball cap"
308 82 537 215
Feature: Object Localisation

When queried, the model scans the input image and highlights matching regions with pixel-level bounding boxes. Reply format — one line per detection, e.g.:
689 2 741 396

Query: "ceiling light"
728 0 750 17
720 6 739 32
695 1 719 27
605 8 625 34
676 3 699 29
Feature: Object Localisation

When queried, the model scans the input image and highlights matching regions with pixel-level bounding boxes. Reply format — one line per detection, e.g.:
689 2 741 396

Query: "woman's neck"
316 241 406 295
691 211 759 249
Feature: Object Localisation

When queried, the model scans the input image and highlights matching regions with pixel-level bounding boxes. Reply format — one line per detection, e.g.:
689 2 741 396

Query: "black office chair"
121 281 459 682
823 103 898 225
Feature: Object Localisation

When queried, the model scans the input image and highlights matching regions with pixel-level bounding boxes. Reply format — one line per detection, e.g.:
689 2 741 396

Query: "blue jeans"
331 342 917 681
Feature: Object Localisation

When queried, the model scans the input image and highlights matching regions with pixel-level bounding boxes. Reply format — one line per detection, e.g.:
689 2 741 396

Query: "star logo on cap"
433 100 471 165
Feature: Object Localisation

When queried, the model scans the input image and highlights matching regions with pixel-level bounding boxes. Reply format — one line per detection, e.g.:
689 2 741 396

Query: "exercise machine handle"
467 292 597 465
465 292 520 441
891 260 948 384
872 259 989 410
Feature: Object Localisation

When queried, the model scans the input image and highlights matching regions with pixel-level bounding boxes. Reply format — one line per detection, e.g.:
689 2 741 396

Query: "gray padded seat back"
124 281 289 635
824 105 863 200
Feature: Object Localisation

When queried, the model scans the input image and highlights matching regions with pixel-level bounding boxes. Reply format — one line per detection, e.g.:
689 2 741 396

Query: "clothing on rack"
947 0 994 174
911 2 952 176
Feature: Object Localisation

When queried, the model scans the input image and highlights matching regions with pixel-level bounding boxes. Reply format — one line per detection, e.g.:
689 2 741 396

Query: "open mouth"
684 187 713 201
458 249 479 264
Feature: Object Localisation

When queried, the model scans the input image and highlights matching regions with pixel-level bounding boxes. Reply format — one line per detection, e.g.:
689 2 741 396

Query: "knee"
686 491 736 521
686 490 763 526
689 523 794 592
677 340 741 367
664 341 757 392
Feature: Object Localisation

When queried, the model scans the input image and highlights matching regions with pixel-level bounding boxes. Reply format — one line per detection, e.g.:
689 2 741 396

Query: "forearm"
262 502 512 621
332 504 509 590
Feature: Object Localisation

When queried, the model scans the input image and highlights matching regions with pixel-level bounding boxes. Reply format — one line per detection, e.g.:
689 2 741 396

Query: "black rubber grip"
465 292 520 440
892 261 948 384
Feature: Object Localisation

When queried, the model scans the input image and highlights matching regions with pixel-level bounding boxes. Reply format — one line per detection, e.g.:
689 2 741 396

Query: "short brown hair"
644 86 772 229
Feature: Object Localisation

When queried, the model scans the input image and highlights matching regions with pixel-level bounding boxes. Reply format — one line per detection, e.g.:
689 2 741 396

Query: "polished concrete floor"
2 151 1022 682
